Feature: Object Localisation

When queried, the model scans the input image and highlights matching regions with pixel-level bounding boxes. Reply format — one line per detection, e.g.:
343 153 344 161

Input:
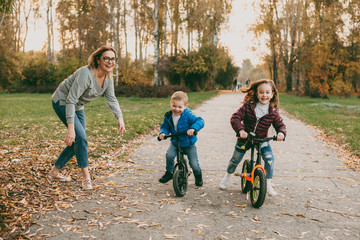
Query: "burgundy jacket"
231 102 287 143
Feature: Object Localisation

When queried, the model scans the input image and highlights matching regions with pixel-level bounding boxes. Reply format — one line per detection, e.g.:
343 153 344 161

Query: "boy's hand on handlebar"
276 132 285 141
239 130 248 139
159 133 166 140
187 129 195 136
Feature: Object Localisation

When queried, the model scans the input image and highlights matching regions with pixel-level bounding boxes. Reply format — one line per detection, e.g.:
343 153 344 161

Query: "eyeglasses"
102 57 118 63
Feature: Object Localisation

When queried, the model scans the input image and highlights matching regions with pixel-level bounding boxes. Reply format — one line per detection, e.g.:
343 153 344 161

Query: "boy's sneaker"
194 173 203 187
267 180 277 196
159 171 173 183
219 175 231 190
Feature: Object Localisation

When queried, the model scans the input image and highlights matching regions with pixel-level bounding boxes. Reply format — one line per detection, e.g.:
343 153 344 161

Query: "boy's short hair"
171 91 188 105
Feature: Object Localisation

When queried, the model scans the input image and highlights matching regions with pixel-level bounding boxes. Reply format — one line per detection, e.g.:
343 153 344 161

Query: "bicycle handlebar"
158 130 198 141
236 132 278 142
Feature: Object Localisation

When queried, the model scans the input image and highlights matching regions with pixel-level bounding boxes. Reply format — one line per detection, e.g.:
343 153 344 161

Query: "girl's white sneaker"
219 175 231 190
267 179 277 196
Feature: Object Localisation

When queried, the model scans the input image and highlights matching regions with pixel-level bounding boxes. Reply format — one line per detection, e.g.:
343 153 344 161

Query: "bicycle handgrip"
158 130 197 141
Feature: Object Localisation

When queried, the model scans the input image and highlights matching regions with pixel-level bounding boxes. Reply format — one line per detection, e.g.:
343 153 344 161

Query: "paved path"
29 93 360 239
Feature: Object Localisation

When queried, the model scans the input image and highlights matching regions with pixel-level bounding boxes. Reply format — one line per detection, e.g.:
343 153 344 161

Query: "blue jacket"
159 108 205 147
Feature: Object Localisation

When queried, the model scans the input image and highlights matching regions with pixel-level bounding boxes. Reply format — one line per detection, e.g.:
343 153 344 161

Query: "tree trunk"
23 3 31 53
173 2 179 56
123 0 128 62
47 0 53 63
109 0 119 85
163 0 168 57
186 0 190 53
134 0 138 61
212 19 218 47
77 0 82 61
153 0 159 86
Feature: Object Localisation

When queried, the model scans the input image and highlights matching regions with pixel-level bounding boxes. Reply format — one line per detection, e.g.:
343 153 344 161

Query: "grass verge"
280 94 360 163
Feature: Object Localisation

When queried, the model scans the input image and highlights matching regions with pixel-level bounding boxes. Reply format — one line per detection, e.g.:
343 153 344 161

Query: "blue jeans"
227 140 275 179
52 100 88 169
165 144 202 176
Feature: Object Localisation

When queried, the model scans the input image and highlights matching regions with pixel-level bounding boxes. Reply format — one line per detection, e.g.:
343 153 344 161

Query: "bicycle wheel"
250 168 266 208
173 166 188 197
241 159 252 193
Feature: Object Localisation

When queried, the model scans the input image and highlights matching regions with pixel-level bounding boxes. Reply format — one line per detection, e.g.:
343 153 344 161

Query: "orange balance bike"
240 132 278 208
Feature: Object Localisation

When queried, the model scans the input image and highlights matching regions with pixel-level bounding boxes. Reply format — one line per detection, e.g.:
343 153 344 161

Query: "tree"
141 0 160 86
0 0 14 27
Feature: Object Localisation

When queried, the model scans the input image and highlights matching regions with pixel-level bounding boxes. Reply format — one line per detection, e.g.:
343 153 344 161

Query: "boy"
158 91 205 186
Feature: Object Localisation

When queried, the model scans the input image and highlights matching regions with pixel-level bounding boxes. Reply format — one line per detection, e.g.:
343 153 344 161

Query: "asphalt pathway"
29 93 360 239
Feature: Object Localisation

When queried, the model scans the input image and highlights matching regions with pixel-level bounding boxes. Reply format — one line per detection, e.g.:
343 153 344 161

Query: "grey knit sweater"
52 66 122 123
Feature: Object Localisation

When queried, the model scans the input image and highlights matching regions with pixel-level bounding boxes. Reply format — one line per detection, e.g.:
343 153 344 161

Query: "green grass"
280 94 360 156
0 92 217 157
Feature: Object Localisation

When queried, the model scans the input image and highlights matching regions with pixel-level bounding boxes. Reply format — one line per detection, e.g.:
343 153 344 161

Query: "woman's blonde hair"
88 45 117 69
241 79 279 109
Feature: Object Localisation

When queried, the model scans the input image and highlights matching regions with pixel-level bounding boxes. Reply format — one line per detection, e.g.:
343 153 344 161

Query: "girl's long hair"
88 45 117 69
241 79 279 109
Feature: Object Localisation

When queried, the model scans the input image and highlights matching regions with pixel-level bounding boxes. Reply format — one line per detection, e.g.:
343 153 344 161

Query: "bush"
115 85 191 98
331 80 354 97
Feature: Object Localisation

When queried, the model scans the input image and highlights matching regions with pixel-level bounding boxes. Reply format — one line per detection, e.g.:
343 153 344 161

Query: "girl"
219 79 286 196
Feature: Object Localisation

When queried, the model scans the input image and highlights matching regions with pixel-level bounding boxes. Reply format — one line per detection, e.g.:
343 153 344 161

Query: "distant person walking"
49 45 126 190
232 78 238 91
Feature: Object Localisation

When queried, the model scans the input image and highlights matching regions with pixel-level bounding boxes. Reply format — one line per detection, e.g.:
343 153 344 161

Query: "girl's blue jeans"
165 144 202 176
227 140 275 179
52 100 88 169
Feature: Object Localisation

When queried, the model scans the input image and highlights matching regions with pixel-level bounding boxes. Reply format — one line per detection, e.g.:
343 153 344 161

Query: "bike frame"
173 135 188 179
240 134 277 185
158 131 197 179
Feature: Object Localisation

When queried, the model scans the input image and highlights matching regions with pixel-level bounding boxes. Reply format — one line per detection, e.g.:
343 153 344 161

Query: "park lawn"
280 94 360 158
0 92 217 157
0 92 217 236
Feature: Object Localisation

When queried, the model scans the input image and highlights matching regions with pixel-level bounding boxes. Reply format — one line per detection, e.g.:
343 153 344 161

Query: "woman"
49 45 126 190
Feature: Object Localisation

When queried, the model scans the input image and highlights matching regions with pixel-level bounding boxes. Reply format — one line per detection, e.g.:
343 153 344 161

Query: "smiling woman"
49 45 126 191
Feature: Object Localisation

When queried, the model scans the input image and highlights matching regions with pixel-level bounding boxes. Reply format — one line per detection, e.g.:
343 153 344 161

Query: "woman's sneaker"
159 171 173 183
219 175 231 190
82 178 93 190
48 173 71 182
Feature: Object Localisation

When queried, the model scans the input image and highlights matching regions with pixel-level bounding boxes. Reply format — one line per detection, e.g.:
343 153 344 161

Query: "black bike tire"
173 167 187 197
241 159 252 193
250 168 267 208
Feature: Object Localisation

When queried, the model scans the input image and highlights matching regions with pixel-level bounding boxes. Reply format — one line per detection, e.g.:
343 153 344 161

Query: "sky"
219 1 263 66
25 1 264 67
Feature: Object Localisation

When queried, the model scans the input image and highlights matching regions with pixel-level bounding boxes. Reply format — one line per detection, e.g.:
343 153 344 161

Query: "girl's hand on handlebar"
187 129 195 136
159 133 166 140
276 132 285 141
239 130 248 139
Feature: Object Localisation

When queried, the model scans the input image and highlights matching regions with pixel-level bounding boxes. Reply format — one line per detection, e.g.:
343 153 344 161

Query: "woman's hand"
65 123 75 146
239 130 248 139
117 117 126 135
277 132 285 141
